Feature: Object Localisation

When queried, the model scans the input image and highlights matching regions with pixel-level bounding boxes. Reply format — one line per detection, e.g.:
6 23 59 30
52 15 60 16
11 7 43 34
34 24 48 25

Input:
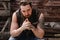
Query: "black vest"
15 9 40 40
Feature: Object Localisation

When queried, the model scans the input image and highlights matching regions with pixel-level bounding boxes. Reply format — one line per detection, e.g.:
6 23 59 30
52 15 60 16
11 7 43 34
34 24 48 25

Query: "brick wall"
0 0 10 40
0 0 10 16
11 0 60 22
0 0 60 40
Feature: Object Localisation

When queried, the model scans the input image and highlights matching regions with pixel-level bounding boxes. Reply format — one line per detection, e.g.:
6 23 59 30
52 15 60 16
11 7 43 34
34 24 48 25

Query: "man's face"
20 5 32 18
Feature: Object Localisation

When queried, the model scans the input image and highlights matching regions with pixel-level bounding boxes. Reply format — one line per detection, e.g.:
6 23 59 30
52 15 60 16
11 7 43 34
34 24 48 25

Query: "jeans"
9 36 45 40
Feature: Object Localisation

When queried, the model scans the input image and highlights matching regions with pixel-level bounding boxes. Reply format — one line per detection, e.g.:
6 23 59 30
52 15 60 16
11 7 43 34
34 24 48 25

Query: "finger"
25 18 29 22
23 18 28 22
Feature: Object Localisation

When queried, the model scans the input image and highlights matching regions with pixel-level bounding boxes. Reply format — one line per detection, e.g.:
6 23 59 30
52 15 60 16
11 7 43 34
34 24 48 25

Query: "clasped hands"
21 18 35 30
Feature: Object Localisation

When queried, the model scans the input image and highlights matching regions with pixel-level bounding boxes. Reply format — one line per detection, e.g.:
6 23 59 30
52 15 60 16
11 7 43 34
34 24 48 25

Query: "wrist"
20 26 25 31
31 26 36 31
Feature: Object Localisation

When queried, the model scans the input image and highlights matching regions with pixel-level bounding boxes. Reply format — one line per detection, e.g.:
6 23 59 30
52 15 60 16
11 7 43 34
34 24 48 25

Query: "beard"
24 15 31 18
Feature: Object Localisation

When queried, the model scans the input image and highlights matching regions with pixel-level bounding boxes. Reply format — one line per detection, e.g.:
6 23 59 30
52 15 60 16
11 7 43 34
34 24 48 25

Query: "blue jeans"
9 36 45 40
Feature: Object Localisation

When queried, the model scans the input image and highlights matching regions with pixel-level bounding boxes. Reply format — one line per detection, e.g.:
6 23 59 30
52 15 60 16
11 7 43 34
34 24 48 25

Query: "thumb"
25 18 29 22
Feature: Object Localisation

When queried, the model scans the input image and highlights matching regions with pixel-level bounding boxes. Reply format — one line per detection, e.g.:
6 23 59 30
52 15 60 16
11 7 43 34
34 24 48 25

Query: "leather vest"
15 9 39 40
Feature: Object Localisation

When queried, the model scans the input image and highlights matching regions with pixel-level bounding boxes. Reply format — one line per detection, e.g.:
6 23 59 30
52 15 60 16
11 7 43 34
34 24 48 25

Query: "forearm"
10 27 24 37
31 27 44 39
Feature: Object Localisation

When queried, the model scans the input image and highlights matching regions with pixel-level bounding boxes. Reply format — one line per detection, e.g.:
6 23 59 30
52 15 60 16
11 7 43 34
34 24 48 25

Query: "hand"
25 19 36 30
29 24 36 30
21 18 31 30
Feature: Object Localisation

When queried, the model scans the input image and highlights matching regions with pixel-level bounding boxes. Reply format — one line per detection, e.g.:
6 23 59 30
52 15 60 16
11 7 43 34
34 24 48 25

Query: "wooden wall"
11 0 60 22
0 0 60 40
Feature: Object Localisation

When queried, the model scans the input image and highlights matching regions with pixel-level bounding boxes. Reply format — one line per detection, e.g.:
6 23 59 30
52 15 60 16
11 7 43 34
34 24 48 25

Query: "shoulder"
13 9 19 15
32 8 40 15
12 9 20 22
32 8 40 12
32 8 41 18
12 9 20 18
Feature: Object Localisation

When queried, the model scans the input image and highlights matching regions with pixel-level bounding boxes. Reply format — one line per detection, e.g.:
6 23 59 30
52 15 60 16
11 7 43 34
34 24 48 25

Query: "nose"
25 12 28 15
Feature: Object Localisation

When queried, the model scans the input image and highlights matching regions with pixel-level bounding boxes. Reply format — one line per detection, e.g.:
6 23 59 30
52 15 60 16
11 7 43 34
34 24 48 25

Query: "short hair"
19 2 32 7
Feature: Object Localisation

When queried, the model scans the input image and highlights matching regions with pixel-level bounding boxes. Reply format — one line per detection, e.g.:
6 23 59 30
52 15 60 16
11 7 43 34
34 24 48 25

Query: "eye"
23 11 25 12
27 9 30 11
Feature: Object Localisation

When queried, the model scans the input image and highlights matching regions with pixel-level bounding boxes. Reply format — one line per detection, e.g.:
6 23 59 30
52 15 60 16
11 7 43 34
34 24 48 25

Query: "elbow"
40 32 44 39
39 29 45 39
10 31 15 37
10 30 18 37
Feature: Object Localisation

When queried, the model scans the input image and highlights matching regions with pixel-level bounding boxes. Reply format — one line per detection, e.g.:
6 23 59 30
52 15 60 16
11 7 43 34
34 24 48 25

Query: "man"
9 2 45 40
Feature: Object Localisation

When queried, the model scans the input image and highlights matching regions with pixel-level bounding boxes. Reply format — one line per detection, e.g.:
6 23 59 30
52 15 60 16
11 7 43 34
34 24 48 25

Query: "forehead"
20 5 31 10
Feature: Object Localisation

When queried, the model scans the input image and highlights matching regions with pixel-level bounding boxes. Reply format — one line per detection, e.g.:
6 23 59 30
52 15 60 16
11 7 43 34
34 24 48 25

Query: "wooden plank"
3 0 10 1
0 10 10 16
44 1 60 6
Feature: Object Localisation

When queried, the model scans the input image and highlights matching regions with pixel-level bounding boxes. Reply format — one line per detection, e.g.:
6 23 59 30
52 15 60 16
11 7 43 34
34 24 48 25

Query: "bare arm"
31 13 45 38
10 12 32 37
10 12 24 37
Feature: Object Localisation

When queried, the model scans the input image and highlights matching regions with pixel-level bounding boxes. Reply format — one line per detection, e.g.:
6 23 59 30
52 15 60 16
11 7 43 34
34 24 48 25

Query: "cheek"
22 13 25 16
21 10 25 15
21 11 25 15
29 13 32 15
29 10 32 15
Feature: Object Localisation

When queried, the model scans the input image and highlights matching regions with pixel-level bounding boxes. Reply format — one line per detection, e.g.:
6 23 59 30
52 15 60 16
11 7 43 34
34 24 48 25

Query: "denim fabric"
9 37 16 40
9 36 45 40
